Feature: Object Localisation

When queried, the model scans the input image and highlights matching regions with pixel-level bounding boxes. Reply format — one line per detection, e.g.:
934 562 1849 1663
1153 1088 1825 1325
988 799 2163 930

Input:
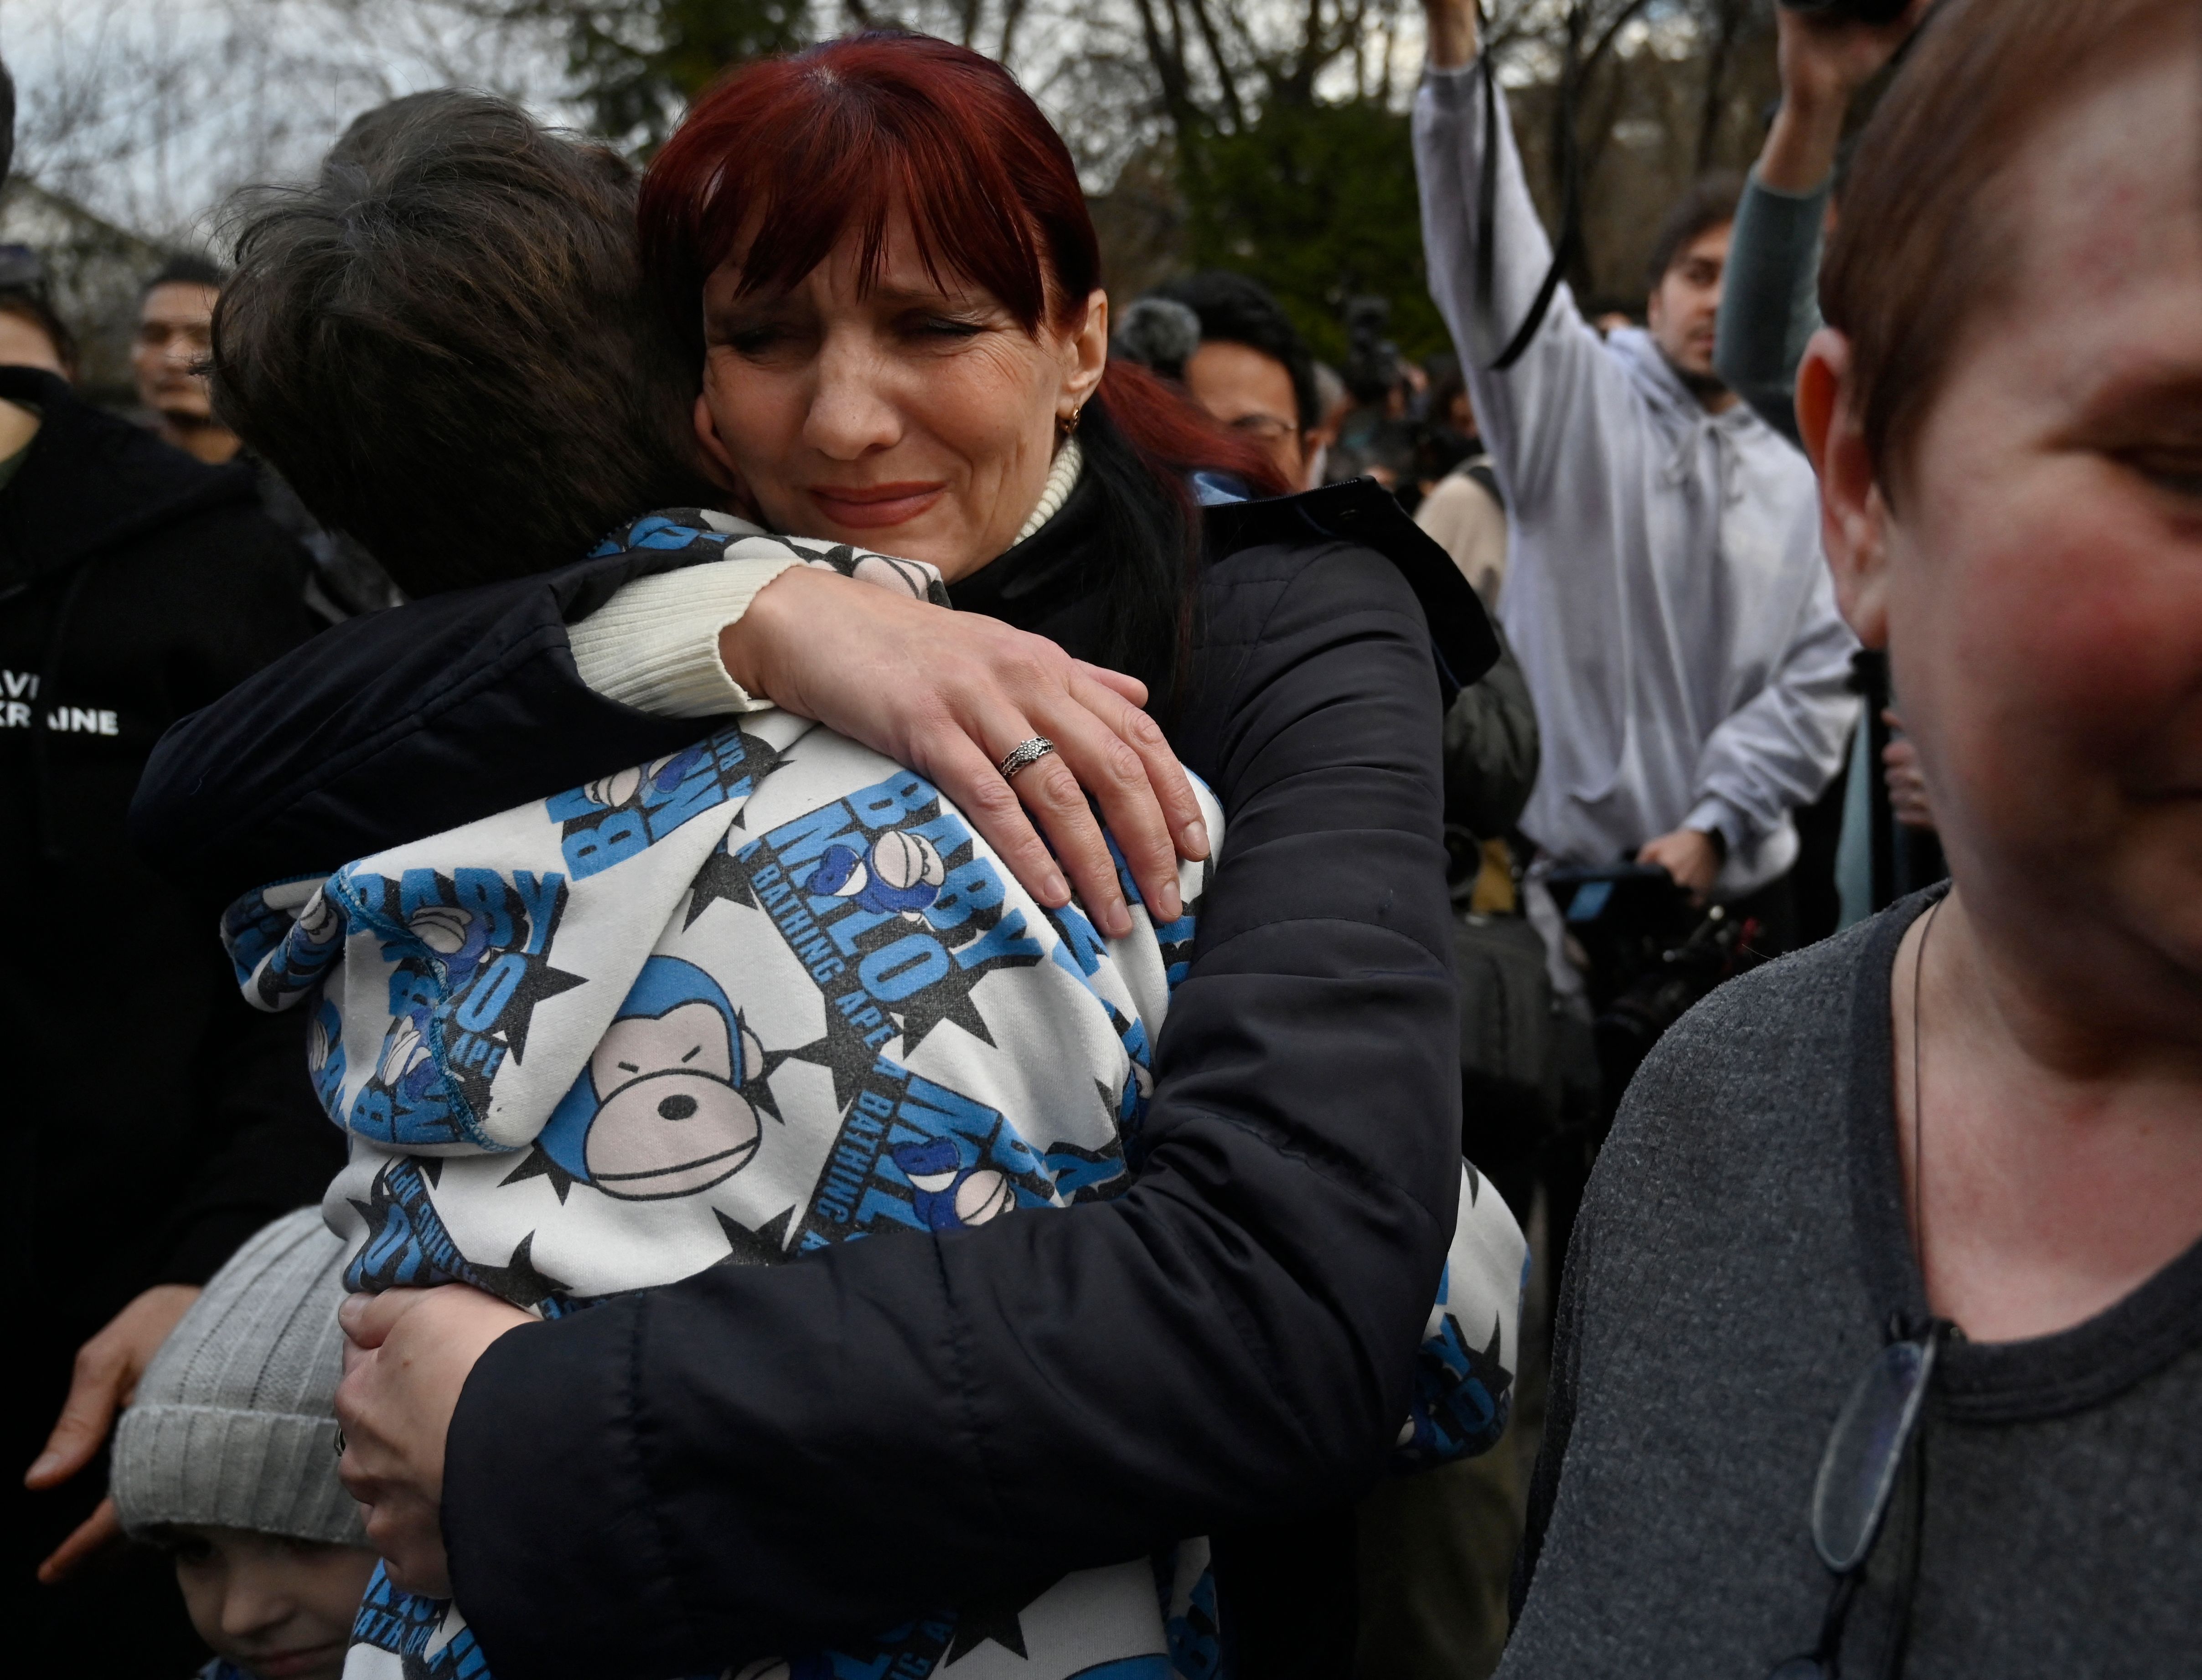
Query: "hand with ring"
721 567 1208 938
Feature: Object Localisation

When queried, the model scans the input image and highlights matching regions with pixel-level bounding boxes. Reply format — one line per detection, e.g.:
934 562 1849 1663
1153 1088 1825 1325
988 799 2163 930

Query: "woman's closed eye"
2120 446 2202 502
899 310 991 345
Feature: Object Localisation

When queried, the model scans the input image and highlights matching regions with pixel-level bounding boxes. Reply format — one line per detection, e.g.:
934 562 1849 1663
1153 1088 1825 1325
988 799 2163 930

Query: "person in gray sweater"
1498 0 2202 1673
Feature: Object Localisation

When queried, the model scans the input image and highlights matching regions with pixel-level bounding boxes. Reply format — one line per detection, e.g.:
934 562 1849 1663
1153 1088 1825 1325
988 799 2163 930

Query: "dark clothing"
129 476 1494 1680
1442 634 1536 844
252 456 406 625
0 366 343 1668
1506 886 2202 1677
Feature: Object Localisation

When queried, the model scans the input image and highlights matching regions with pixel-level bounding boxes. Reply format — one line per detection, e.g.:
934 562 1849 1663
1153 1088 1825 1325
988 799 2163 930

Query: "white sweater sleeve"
566 554 801 718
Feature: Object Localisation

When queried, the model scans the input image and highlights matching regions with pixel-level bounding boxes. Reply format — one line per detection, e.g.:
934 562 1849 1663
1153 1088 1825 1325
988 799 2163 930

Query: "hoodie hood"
0 366 261 603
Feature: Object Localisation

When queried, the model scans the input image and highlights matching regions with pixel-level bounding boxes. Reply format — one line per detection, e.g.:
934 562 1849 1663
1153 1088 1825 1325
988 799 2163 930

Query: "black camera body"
1778 0 1912 23
1547 863 1769 1122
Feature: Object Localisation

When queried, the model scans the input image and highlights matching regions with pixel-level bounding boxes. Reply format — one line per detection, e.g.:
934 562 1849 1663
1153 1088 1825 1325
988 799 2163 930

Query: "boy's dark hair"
1644 170 1745 293
143 253 229 299
1149 270 1320 433
213 91 715 597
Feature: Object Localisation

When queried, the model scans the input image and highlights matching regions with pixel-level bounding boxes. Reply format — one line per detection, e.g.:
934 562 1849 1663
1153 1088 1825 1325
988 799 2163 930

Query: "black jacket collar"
951 473 1498 694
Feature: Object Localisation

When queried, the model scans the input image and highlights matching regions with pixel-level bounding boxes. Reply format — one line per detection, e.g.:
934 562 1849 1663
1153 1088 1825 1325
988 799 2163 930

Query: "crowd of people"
7 0 2199 1676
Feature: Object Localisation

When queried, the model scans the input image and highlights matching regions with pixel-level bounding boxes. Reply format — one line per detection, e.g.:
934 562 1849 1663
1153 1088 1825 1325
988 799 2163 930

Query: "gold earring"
1057 402 1083 437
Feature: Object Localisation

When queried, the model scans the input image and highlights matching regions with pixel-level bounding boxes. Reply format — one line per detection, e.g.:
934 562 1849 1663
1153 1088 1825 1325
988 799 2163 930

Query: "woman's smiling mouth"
806 481 946 528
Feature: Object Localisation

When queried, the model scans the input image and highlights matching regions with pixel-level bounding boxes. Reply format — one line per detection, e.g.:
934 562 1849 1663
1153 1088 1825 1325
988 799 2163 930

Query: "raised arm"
436 541 1463 1677
1715 0 1931 442
1413 0 1618 514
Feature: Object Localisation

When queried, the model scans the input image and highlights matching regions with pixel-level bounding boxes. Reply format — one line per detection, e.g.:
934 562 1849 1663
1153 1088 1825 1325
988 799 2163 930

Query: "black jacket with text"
1 367 346 1530
129 473 1494 1680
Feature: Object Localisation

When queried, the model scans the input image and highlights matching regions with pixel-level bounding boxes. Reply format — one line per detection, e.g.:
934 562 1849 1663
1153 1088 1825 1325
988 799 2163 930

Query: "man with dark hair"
134 254 237 465
1147 271 1321 488
1 64 342 1680
1414 0 1855 948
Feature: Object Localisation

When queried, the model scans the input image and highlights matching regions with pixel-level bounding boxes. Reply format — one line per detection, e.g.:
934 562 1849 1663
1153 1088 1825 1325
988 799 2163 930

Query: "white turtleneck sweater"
569 438 1084 719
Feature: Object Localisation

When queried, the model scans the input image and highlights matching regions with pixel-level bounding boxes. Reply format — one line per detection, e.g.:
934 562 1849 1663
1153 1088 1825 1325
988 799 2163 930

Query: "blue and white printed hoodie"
221 513 1528 1680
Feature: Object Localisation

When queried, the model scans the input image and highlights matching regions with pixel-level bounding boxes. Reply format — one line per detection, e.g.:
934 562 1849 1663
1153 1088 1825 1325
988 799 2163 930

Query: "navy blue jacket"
131 477 1495 1680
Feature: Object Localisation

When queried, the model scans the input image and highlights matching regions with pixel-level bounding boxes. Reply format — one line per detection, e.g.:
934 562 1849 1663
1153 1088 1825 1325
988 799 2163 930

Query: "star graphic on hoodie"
942 1577 1056 1665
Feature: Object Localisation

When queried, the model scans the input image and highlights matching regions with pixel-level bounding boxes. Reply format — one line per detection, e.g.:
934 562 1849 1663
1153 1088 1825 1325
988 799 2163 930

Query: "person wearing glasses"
1482 0 2202 1675
1141 270 1324 492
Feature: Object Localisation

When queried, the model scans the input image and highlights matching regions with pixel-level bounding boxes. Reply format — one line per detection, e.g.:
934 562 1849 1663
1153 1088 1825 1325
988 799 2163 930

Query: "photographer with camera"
1415 0 1858 970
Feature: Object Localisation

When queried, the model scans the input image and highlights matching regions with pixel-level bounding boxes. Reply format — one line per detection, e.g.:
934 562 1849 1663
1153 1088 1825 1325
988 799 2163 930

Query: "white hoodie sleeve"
1685 541 1860 853
1413 64 1632 518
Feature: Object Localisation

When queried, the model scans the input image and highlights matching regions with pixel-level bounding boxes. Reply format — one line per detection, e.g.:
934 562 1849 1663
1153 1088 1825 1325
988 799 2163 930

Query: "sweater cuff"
1744 163 1836 210
568 554 801 717
1683 796 1748 857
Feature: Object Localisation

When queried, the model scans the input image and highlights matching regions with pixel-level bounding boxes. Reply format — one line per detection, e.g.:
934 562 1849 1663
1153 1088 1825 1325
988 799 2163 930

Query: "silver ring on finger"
997 736 1057 782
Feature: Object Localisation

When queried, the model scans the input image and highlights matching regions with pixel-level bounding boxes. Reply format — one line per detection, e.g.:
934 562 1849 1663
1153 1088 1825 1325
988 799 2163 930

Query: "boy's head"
113 1208 375 1680
213 91 718 598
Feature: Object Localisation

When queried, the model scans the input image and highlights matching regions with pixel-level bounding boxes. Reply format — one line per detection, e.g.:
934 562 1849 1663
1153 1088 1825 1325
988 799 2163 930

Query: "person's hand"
26 1282 202 1584
722 565 1209 941
1882 709 1936 830
1758 0 1931 193
1639 827 1723 906
335 1287 533 1598
1421 0 1477 71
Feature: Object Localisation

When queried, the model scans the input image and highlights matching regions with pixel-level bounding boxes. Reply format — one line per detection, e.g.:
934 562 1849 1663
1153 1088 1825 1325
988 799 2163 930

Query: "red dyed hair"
637 30 1289 498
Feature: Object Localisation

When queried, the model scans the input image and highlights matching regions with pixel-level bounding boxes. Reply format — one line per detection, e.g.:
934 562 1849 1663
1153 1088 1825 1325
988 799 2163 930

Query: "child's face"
169 1526 377 1680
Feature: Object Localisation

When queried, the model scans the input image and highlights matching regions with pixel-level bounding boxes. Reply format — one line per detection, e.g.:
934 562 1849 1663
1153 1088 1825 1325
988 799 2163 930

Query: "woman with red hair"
156 32 1499 1680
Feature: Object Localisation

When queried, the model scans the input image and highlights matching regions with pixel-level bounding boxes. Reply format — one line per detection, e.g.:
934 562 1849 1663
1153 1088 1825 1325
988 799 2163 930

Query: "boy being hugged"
210 91 1525 1680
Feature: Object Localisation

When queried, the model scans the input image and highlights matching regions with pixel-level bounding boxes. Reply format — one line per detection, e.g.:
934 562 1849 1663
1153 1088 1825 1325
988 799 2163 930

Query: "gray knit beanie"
112 1206 366 1546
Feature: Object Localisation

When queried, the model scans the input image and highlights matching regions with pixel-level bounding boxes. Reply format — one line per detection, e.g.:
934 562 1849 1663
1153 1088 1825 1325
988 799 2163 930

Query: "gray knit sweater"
1502 890 2202 1677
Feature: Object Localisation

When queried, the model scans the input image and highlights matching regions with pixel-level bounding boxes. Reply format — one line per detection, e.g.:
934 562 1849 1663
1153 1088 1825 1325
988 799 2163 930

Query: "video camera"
1777 0 1912 24
1546 863 1770 1121
1341 294 1401 406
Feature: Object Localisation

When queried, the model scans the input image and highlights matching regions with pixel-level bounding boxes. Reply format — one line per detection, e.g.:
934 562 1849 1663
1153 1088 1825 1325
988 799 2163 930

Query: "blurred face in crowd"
1646 222 1731 388
136 279 241 463
1809 42 2202 1018
695 207 1107 579
168 1526 377 1680
135 282 218 420
1183 338 1307 486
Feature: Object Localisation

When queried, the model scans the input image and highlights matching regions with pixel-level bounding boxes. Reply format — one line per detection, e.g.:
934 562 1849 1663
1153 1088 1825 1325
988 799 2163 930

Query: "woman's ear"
693 393 743 491
1798 326 1892 650
1061 289 1109 417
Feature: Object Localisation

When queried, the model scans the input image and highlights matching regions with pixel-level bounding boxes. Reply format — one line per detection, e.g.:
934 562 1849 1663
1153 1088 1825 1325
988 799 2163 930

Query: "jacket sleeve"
130 550 724 905
1683 541 1859 853
155 509 347 1286
439 541 1463 1680
156 971 347 1286
1711 170 1832 449
1412 65 1629 517
1442 632 1540 842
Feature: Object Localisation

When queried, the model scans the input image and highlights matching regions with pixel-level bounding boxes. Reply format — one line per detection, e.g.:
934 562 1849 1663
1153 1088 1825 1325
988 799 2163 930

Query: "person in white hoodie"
1412 0 1857 940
